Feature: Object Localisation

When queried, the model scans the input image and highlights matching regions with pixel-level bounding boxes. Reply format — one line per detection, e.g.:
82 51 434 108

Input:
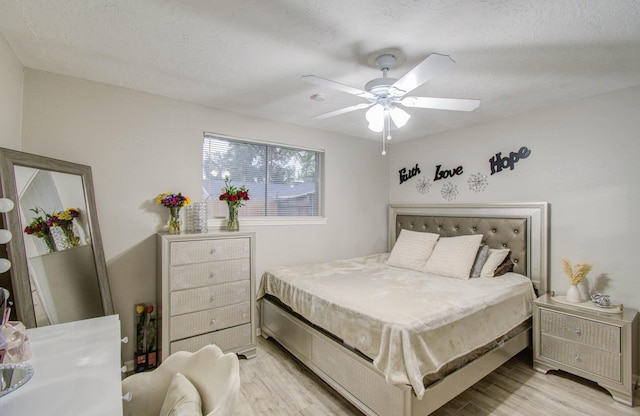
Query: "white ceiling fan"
302 52 480 154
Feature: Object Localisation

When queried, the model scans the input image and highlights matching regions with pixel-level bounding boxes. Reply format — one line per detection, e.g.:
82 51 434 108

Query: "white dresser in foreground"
157 231 256 361
0 315 123 416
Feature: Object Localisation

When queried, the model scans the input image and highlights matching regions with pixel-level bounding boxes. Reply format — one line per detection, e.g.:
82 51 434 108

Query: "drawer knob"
574 352 581 362
573 327 581 335
209 272 215 279
210 249 216 255
210 295 216 301
210 318 217 325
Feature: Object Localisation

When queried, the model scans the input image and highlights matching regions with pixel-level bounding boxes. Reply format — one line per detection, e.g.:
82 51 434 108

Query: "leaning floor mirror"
0 148 113 328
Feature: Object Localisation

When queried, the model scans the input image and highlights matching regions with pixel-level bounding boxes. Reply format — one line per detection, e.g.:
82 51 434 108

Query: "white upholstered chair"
121 344 239 416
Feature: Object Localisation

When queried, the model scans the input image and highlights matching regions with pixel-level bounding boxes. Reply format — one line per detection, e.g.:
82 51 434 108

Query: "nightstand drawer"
540 334 620 381
170 237 250 265
170 280 250 316
170 323 252 354
540 309 620 353
169 301 251 341
169 258 250 290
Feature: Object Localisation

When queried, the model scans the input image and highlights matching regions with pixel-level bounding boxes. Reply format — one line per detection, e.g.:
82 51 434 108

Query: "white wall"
0 33 22 150
389 86 640 311
21 69 389 360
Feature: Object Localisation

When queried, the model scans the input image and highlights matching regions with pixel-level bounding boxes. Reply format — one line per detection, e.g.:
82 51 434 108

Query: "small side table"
533 293 638 406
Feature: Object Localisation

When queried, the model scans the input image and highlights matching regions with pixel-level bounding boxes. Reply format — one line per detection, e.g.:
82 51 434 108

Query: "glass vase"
51 226 72 251
61 223 80 247
168 207 182 234
227 205 239 231
40 234 57 253
186 202 208 233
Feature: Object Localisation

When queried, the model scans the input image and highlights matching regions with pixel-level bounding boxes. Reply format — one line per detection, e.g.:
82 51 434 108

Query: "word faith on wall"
399 163 421 184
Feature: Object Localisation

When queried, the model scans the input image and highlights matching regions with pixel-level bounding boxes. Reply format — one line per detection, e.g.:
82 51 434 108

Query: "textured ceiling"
1 0 640 143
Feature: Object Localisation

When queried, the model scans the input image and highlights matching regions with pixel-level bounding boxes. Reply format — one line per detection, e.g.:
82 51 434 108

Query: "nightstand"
533 293 638 406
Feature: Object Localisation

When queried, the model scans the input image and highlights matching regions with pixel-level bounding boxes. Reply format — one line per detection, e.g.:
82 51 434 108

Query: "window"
202 133 324 222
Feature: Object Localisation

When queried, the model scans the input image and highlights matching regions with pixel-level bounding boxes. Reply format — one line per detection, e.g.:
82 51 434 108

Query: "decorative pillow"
480 248 511 277
159 372 203 416
494 257 514 276
470 244 490 278
387 229 440 271
423 234 483 279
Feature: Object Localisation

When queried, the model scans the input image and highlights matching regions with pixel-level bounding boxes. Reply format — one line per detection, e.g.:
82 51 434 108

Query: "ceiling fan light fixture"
366 104 384 132
303 51 480 156
389 106 410 128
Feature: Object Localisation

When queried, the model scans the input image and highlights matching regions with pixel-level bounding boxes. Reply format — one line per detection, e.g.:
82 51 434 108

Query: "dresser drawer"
170 258 250 290
540 334 620 381
170 323 252 354
170 280 250 316
540 309 620 353
169 301 251 341
170 238 250 265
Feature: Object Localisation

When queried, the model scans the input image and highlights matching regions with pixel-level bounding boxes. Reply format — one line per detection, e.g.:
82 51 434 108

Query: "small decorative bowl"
590 292 611 307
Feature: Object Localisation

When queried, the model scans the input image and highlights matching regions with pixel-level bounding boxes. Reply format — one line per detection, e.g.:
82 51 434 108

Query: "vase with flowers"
219 177 249 231
157 192 191 234
47 208 81 249
23 207 56 253
561 258 592 302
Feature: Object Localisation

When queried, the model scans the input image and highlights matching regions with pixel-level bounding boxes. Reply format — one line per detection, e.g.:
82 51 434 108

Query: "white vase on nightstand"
566 284 582 302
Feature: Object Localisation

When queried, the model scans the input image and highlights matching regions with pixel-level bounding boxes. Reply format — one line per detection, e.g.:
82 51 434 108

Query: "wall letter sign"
489 146 531 175
433 164 464 181
399 163 421 185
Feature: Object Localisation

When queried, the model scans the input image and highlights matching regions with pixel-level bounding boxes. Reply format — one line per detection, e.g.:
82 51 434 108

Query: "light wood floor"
238 337 640 416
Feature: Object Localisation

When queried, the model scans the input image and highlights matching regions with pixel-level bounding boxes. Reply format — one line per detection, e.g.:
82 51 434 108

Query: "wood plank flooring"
238 337 639 415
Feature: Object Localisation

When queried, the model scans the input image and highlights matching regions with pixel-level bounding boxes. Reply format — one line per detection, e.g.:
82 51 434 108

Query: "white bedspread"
257 254 536 399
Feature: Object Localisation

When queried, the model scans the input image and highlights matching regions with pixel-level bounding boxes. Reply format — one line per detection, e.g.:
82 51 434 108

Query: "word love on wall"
433 164 463 181
489 146 531 175
399 163 421 184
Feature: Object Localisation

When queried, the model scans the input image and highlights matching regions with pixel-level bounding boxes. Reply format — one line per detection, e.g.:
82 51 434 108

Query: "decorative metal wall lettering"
433 164 463 181
399 163 421 185
489 146 531 175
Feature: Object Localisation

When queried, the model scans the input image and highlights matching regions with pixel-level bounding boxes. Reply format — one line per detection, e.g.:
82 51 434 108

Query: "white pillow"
423 234 483 279
480 248 511 277
159 372 203 416
387 229 440 271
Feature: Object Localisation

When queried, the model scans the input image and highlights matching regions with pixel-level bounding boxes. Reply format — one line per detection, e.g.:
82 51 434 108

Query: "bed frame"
260 203 549 416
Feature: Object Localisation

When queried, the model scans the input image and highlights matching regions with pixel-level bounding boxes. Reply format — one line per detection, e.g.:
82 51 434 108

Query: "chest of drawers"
533 294 638 406
157 231 256 361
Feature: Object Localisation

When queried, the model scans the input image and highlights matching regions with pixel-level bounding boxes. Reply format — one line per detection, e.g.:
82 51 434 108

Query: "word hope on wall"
489 146 531 175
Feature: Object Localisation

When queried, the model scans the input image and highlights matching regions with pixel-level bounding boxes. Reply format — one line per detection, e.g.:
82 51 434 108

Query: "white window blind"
202 133 324 219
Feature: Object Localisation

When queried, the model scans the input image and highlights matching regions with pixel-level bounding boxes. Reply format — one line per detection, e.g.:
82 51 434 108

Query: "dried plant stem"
562 258 592 285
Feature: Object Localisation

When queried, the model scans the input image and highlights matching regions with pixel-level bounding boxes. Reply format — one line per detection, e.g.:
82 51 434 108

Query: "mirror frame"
0 148 113 327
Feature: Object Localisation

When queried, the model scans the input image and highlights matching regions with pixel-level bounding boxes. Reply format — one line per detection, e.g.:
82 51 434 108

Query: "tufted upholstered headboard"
388 203 549 293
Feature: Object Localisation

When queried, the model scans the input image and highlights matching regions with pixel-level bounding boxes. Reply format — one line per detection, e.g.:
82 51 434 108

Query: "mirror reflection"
15 167 102 326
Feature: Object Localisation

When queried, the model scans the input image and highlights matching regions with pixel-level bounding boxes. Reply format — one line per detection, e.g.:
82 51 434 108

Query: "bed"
259 203 549 416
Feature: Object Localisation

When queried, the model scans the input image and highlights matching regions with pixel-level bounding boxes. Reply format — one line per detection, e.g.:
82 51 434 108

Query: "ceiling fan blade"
400 96 480 112
302 75 375 100
311 102 373 120
392 54 456 95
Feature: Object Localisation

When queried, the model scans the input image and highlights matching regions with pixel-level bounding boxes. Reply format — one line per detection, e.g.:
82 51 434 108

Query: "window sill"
209 217 328 227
